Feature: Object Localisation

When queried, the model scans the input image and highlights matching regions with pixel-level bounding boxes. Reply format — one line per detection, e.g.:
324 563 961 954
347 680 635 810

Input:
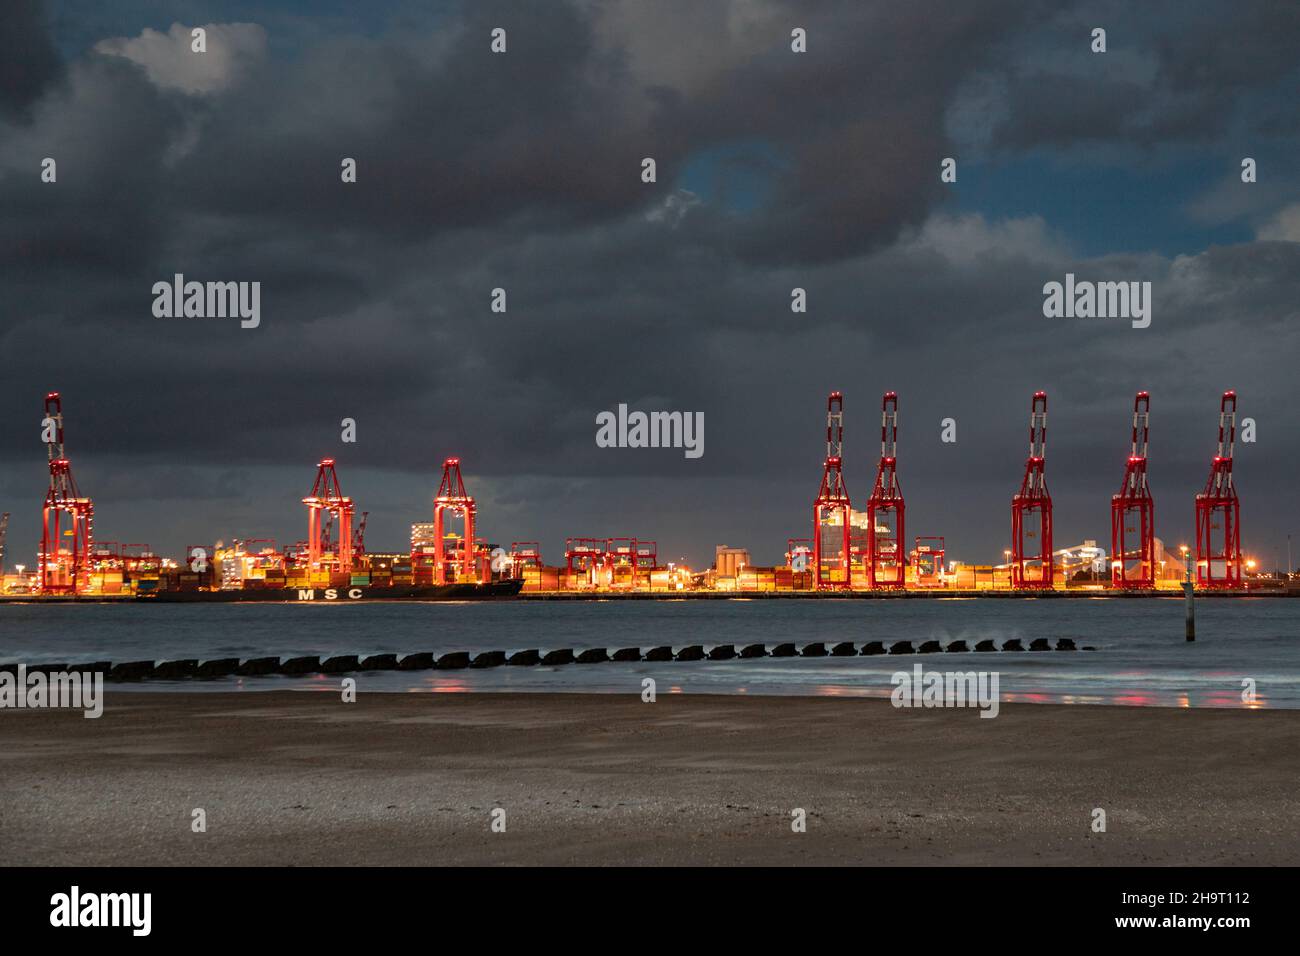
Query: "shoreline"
3 691 1297 865
2 588 1294 603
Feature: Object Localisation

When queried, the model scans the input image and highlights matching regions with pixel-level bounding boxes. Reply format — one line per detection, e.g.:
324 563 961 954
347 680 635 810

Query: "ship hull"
133 580 523 602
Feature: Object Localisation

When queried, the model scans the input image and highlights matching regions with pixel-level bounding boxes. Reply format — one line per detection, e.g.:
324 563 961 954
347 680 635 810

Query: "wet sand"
1 691 1297 865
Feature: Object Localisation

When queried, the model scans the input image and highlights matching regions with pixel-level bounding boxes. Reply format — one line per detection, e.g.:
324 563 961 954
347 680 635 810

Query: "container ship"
143 536 521 602
137 580 523 603
2 543 522 603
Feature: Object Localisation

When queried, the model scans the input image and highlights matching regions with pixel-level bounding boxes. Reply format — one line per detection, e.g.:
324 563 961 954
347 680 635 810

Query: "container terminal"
0 388 1289 602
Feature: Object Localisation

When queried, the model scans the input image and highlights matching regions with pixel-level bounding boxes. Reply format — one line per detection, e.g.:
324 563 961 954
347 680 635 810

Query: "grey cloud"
0 0 63 119
975 0 1300 153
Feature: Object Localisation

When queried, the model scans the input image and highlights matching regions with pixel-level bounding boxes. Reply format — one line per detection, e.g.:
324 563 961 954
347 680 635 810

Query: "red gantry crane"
303 458 354 574
1111 392 1155 589
633 540 657 589
1195 391 1243 589
786 537 812 572
433 457 476 584
565 537 608 588
510 542 542 569
1011 391 1053 589
813 391 851 590
867 391 905 588
352 511 369 557
39 392 94 594
912 536 946 587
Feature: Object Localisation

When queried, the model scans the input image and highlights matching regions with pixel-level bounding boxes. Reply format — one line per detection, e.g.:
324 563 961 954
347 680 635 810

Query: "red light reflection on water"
403 677 471 693
1112 694 1154 706
296 674 334 693
978 686 1271 709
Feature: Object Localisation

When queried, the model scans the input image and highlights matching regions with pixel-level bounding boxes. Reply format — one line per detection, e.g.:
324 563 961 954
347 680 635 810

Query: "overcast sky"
2 0 1298 570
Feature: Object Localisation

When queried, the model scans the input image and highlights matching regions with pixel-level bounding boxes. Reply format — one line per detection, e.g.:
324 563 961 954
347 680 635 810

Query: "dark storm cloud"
980 0 1300 152
1 0 1297 567
0 56 182 280
652 0 1050 264
0 0 63 119
164 3 657 236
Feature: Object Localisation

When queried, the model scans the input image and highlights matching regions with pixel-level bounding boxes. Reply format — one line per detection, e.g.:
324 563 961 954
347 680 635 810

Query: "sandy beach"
2 691 1297 866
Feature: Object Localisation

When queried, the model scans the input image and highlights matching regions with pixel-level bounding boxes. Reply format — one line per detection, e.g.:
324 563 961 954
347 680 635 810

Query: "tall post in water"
1181 545 1195 642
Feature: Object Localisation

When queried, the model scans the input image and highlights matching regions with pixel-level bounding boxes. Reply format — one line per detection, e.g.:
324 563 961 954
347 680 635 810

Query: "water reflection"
16 596 1300 709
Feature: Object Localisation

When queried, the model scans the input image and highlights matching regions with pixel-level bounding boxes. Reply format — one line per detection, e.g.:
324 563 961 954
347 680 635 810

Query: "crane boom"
866 392 905 588
1011 391 1053 588
812 392 851 590
1111 392 1155 589
1195 390 1243 588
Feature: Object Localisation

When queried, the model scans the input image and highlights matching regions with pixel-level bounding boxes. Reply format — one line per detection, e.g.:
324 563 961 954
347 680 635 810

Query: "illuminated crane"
352 511 369 556
510 542 543 578
1111 392 1155 589
813 392 851 590
1195 391 1243 589
303 459 354 574
1011 391 1053 589
39 392 94 594
867 391 905 588
433 457 477 584
911 536 946 587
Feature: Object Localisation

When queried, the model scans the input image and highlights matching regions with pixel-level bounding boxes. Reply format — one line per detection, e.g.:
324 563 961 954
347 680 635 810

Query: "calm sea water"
2 597 1298 708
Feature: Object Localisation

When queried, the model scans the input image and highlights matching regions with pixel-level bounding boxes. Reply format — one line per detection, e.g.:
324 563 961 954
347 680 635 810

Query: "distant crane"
785 537 812 572
911 536 946 587
303 459 354 574
1195 390 1243 589
39 392 94 594
1111 392 1155 589
352 511 369 556
1011 391 1053 589
812 392 851 590
565 538 608 588
867 391 905 589
433 458 477 584
510 542 542 570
